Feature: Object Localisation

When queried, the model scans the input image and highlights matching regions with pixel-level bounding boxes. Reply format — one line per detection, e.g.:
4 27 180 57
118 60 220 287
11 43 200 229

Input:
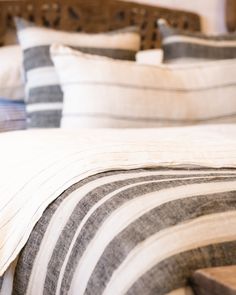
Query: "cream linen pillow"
51 44 236 128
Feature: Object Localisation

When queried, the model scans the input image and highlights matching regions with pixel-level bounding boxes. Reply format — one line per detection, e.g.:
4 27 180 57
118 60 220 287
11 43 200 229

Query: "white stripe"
103 211 236 295
27 67 59 89
163 35 236 47
26 103 63 112
69 179 236 295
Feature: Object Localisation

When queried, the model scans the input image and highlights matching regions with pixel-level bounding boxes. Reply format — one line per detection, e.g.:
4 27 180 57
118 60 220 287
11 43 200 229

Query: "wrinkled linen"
0 125 236 276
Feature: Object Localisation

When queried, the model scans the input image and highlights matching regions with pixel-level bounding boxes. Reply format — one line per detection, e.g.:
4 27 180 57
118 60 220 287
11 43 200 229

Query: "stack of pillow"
1 17 236 131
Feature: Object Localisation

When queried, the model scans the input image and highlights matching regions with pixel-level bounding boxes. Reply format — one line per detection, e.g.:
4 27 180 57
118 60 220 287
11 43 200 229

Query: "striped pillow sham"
0 98 26 132
15 18 141 128
51 44 236 128
158 19 236 63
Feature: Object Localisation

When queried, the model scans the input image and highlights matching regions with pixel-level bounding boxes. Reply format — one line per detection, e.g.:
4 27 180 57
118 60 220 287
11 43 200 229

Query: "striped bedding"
0 126 236 295
6 168 236 295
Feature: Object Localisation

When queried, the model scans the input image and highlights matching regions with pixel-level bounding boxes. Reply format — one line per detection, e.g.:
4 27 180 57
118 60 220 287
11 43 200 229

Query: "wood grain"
0 0 201 49
226 0 236 32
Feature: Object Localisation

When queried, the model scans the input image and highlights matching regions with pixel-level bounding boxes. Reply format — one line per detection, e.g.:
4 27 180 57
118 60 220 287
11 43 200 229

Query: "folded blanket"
0 125 236 276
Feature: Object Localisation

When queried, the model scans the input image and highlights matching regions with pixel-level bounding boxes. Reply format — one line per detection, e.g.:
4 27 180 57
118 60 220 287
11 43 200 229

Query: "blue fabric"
0 98 26 132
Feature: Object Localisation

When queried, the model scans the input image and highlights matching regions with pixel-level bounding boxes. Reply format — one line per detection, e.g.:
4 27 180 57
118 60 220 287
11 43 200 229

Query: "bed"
0 1 236 295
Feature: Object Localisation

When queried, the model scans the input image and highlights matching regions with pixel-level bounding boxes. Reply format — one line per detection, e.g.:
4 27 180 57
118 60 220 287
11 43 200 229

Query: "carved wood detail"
0 0 201 49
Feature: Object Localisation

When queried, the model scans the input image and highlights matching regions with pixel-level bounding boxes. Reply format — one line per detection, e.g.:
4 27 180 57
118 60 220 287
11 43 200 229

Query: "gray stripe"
27 110 62 128
28 85 63 104
128 241 236 295
59 176 236 295
0 276 3 292
65 112 236 124
163 43 236 61
71 46 136 61
85 191 236 295
27 84 63 128
24 45 136 71
23 46 53 72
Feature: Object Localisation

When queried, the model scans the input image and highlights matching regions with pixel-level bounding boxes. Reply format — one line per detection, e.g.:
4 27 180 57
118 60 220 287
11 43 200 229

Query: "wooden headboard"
0 0 201 49
226 0 236 32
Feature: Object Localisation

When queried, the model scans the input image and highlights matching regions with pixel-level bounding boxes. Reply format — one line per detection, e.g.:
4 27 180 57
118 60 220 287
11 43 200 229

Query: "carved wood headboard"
226 0 236 32
0 0 201 49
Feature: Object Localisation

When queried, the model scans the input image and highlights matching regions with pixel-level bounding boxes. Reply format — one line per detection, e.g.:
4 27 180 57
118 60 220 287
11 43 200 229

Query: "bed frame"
0 0 201 49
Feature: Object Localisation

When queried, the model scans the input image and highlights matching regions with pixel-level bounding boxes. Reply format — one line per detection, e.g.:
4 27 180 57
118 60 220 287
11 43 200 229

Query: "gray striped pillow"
159 19 236 63
51 44 236 128
15 18 141 128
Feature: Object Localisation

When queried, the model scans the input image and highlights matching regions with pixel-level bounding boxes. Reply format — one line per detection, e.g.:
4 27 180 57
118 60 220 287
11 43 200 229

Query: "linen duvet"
0 125 236 295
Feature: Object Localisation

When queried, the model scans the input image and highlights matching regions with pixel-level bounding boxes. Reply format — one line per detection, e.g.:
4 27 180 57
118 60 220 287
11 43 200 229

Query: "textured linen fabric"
0 99 26 132
0 46 24 100
51 44 236 128
159 20 236 63
15 18 141 128
135 49 164 65
0 125 236 277
7 168 236 295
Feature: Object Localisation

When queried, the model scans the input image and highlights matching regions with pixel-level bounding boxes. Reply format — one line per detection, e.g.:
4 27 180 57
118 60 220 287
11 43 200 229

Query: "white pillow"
51 44 236 128
136 49 163 65
0 45 24 100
